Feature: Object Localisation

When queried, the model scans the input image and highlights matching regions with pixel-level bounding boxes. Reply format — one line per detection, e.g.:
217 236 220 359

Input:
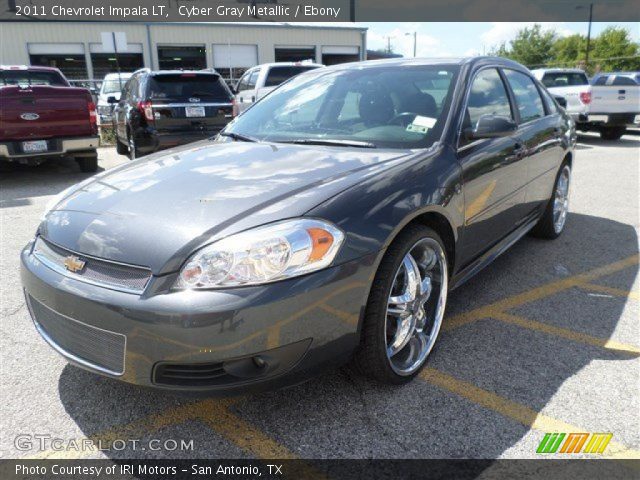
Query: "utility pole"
406 32 417 57
112 32 123 91
585 3 593 67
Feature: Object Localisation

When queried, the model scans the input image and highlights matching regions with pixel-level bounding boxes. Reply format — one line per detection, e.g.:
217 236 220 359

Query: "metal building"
0 22 367 83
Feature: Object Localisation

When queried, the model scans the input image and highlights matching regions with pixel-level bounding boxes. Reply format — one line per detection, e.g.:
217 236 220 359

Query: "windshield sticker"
406 115 437 134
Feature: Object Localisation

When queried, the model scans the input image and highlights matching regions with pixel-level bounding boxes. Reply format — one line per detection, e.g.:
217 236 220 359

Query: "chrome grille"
33 237 152 294
27 295 126 375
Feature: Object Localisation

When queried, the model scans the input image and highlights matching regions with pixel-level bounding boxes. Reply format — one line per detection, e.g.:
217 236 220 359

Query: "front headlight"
175 219 344 289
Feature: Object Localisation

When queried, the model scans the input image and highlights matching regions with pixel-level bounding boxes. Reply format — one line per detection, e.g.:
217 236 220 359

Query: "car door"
236 69 260 113
502 68 564 214
457 67 528 263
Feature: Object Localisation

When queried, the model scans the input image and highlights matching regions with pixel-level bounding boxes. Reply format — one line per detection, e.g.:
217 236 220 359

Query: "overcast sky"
358 22 640 57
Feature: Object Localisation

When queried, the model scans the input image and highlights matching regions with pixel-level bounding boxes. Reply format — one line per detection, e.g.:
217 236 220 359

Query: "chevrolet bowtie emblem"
64 255 86 273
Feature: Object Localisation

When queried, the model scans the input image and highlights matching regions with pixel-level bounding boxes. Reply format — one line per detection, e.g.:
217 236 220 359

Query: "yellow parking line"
193 400 297 458
492 312 640 355
580 283 640 301
419 367 640 459
444 255 639 331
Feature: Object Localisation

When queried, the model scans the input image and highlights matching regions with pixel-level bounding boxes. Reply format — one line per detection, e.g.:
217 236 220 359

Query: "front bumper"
0 137 99 160
21 242 374 392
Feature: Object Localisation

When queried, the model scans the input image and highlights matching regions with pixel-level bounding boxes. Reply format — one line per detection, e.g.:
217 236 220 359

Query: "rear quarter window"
148 74 231 101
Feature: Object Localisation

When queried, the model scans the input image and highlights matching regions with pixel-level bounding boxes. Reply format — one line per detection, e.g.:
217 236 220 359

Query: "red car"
0 65 99 172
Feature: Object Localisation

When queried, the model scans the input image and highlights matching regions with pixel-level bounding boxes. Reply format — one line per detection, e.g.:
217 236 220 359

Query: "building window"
321 46 360 66
89 43 144 80
28 43 87 79
212 44 258 83
274 46 316 63
157 45 206 70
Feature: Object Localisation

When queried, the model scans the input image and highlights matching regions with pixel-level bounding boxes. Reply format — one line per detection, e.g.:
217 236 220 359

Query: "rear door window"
148 74 231 101
541 72 589 88
503 69 545 123
264 66 319 87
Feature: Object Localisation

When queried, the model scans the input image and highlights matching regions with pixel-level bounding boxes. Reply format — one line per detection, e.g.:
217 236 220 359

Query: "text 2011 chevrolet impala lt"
21 58 575 391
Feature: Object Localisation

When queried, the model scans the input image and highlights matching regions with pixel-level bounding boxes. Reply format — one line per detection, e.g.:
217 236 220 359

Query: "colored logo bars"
536 433 613 454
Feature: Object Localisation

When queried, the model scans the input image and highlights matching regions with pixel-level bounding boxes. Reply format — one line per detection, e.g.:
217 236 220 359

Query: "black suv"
112 69 235 159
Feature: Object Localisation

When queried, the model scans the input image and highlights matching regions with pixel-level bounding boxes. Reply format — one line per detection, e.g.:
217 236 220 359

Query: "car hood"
41 140 414 274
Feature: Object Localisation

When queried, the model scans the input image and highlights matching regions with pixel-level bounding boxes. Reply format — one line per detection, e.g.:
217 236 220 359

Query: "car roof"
316 56 528 73
255 62 324 69
148 69 221 76
103 72 133 79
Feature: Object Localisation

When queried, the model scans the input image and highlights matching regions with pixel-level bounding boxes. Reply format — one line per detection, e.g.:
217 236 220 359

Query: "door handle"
251 96 256 102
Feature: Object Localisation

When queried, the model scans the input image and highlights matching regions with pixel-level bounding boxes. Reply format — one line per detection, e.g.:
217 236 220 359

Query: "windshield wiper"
218 131 258 143
282 139 377 149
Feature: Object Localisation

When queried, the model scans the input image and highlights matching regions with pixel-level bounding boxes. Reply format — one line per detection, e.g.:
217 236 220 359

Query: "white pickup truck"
533 68 640 140
233 62 324 113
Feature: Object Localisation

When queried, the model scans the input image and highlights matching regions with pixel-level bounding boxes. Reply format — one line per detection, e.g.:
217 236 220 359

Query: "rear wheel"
75 156 98 173
531 163 571 239
353 225 448 384
600 126 625 141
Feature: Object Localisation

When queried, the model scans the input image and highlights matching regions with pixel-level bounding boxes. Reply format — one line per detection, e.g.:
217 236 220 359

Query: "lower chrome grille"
27 295 126 375
32 237 152 294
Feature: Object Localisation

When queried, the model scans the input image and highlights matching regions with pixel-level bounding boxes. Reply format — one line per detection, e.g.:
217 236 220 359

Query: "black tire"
76 156 98 173
530 162 571 239
352 224 448 384
600 127 625 141
116 138 128 155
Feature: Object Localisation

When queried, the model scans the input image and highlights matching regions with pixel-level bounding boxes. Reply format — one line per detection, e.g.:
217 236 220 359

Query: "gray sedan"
21 57 575 392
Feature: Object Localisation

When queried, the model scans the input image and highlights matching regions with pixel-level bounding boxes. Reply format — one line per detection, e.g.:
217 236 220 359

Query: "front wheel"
531 163 571 239
353 225 448 384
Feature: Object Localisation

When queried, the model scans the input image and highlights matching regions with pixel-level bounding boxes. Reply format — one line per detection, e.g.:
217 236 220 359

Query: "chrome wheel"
553 165 571 234
385 237 448 376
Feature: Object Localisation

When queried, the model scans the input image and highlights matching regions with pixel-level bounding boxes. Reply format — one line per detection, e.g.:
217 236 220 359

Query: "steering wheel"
388 112 417 126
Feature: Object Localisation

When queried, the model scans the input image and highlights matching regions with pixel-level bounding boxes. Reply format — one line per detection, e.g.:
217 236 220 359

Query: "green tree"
506 24 557 68
551 34 587 68
590 26 640 72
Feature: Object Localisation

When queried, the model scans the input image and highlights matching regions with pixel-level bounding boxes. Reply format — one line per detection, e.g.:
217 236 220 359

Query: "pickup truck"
532 68 640 140
234 62 324 113
0 65 100 171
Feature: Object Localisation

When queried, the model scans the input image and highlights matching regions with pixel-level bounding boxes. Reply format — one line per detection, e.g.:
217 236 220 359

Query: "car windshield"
224 64 460 149
148 74 231 100
0 70 67 87
101 78 128 94
542 72 588 88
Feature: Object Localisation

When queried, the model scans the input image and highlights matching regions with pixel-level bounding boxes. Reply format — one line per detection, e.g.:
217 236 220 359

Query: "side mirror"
554 95 568 108
107 96 118 104
466 115 517 140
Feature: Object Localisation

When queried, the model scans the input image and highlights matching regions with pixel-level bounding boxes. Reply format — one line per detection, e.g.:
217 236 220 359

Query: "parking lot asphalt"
1 132 638 464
